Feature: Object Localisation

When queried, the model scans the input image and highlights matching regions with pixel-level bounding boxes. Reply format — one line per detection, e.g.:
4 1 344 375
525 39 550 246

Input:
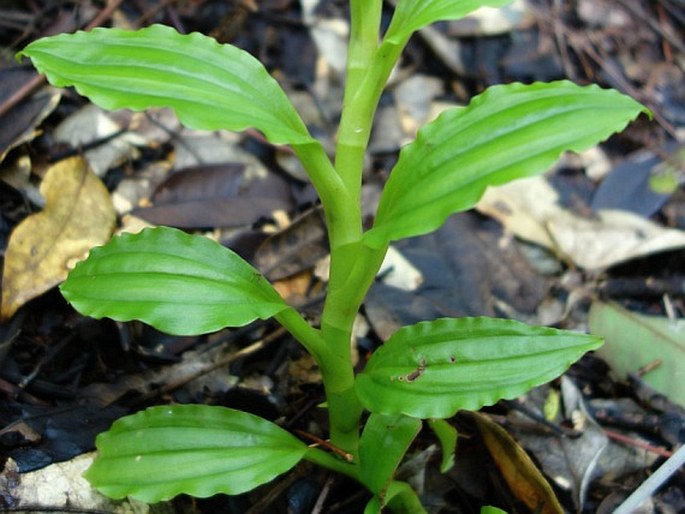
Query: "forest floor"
0 1 684 513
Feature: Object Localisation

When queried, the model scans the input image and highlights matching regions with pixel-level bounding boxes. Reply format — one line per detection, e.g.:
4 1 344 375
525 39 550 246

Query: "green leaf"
364 481 427 514
384 481 428 514
359 413 422 496
427 418 457 472
85 404 307 502
20 24 313 146
355 317 602 419
364 81 649 248
589 301 685 407
385 0 513 44
60 227 288 335
481 507 508 514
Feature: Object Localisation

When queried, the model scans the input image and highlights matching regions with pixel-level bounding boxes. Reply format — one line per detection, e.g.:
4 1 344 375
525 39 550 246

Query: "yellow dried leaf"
473 412 564 514
1 156 115 320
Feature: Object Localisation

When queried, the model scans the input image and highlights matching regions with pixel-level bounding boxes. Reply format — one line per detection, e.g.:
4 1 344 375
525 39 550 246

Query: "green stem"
336 0 382 196
292 141 357 249
274 308 326 361
304 447 359 481
313 1 409 457
286 0 410 460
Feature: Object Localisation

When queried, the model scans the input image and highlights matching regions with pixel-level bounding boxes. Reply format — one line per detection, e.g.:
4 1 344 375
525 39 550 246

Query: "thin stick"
613 444 685 514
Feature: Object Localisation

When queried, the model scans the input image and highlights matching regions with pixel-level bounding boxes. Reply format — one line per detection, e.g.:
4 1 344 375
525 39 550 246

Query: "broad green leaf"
60 227 288 335
364 81 649 248
359 413 422 496
355 317 602 419
385 0 513 44
20 24 313 146
427 418 457 472
85 404 307 502
589 301 685 407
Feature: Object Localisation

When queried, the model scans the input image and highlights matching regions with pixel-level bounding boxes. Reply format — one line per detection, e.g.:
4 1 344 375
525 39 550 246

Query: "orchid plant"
19 0 648 511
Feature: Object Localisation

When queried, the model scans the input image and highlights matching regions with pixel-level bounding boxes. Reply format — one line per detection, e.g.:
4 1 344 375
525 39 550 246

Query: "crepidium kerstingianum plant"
19 1 649 512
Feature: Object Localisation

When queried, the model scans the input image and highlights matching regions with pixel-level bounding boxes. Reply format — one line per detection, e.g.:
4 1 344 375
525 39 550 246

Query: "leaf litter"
0 0 684 512
1 156 115 320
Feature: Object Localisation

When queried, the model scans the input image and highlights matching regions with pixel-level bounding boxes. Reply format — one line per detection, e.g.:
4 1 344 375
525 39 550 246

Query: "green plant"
19 1 648 511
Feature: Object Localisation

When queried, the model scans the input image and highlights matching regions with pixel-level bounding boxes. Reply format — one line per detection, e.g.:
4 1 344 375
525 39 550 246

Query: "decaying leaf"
0 67 61 165
478 176 685 270
53 104 144 177
4 454 173 514
1 156 116 320
473 412 564 514
589 301 685 407
506 379 610 511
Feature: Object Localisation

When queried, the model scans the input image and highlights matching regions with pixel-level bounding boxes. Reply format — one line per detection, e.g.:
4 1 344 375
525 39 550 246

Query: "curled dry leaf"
1 156 116 320
477 176 685 270
473 412 564 514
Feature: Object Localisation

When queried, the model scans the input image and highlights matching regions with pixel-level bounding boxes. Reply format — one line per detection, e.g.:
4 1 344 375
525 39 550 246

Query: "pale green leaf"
589 301 685 407
359 413 422 495
364 81 649 248
20 24 313 145
355 317 602 419
84 404 307 502
60 227 288 335
427 418 457 472
385 0 513 44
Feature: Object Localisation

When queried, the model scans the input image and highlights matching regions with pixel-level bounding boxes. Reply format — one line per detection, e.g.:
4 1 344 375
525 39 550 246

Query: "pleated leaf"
84 405 307 502
364 81 648 248
355 317 602 419
385 0 513 44
20 24 313 145
60 227 288 335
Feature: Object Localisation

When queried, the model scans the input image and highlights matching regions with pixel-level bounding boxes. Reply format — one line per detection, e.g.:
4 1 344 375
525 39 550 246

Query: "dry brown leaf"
477 176 685 270
1 156 116 320
473 412 564 514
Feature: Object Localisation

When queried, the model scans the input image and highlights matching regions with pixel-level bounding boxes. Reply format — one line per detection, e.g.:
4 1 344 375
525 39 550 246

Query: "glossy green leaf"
427 418 457 472
60 227 288 335
20 24 313 145
355 317 602 419
359 413 422 495
385 0 513 44
84 404 307 502
364 81 649 248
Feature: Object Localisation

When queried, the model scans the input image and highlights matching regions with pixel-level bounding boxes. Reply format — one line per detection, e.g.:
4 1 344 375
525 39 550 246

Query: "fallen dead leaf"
1 156 116 320
477 176 685 270
473 412 564 514
2 454 174 514
590 301 685 407
506 379 610 511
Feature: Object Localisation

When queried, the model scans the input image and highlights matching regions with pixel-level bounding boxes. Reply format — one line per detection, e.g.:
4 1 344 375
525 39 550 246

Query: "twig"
612 443 685 514
603 428 673 459
0 0 126 122
84 0 125 30
311 474 335 514
294 429 355 462
0 73 45 120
